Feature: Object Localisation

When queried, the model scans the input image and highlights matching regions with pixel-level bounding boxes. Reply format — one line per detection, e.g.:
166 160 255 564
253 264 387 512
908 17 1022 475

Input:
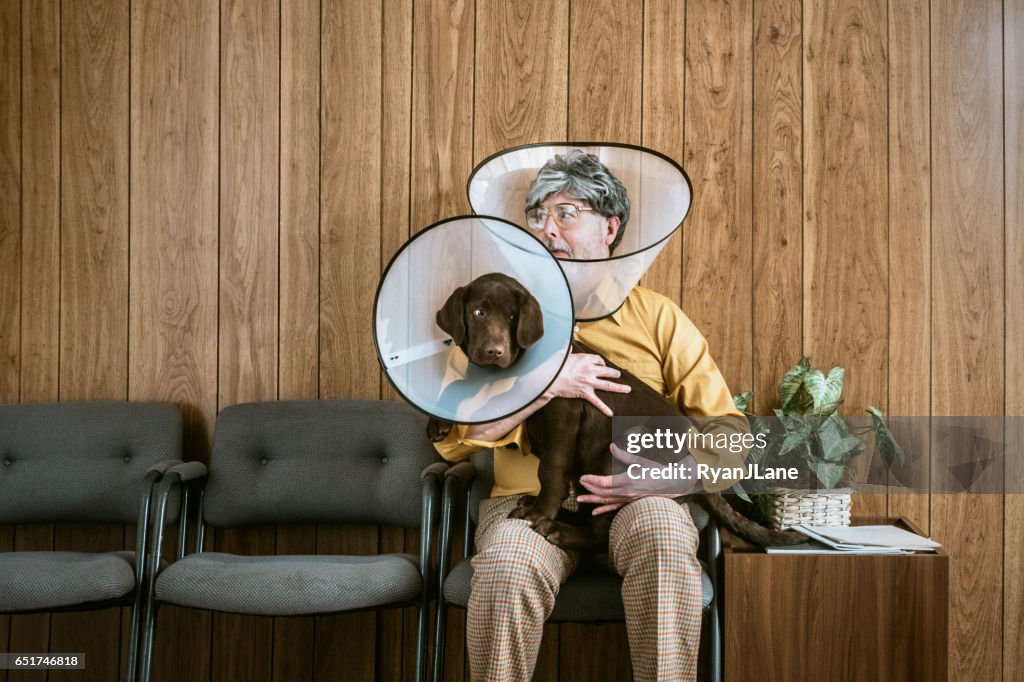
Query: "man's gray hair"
525 149 630 252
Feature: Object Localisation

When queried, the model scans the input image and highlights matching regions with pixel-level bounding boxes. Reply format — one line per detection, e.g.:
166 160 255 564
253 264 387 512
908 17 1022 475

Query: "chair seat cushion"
0 551 138 612
155 552 422 616
443 557 713 622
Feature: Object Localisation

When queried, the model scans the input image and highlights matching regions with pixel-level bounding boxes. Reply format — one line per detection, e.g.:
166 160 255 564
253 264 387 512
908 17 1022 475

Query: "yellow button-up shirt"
432 286 747 495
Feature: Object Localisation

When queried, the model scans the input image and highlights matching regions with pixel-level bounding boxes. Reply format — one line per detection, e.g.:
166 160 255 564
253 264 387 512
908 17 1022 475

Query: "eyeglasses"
525 203 598 231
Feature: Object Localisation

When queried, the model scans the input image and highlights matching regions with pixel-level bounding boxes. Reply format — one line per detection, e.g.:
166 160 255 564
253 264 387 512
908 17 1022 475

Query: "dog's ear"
515 288 544 348
436 286 467 345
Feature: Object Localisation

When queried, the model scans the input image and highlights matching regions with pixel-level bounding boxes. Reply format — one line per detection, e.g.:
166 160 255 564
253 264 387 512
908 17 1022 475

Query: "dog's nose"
485 345 505 358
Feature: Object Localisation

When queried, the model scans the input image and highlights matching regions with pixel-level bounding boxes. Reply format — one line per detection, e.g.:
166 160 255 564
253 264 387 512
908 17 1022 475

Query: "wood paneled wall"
0 0 1020 680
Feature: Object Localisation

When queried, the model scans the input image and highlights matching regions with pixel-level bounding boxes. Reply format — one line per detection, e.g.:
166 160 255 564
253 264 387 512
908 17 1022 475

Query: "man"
433 149 745 681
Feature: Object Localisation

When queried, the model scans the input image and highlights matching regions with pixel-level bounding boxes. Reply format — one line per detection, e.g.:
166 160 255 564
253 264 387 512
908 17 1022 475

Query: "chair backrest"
0 401 183 524
202 400 441 529
466 449 709 531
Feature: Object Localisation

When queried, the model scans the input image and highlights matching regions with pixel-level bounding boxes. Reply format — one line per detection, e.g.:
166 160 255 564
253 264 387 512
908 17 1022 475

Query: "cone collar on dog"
374 215 574 424
468 142 692 321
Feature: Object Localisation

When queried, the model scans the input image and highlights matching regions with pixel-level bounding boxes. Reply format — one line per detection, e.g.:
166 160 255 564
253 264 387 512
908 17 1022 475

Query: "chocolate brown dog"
428 272 804 550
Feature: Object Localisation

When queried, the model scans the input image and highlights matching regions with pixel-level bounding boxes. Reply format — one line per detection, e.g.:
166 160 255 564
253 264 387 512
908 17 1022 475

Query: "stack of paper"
766 524 941 555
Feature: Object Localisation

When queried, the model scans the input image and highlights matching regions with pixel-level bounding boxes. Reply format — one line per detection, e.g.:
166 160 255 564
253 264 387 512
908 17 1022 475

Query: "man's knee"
472 519 572 600
610 497 700 565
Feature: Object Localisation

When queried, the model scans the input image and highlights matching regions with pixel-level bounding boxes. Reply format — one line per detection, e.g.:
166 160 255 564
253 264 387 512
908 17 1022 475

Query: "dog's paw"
507 505 547 524
426 418 453 442
531 518 563 546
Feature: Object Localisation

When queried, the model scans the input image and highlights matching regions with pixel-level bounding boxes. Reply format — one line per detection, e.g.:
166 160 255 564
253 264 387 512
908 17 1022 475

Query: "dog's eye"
472 308 485 317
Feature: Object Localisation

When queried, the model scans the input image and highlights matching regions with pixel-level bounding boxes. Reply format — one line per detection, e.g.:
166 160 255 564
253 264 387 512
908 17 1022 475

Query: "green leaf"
823 366 846 405
807 458 845 489
778 427 813 457
867 406 906 468
732 481 752 503
822 435 867 463
802 368 828 407
733 391 753 413
810 398 844 417
779 358 811 412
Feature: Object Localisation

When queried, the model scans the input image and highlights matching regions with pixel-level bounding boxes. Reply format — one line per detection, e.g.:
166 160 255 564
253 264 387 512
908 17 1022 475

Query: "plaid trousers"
468 494 703 681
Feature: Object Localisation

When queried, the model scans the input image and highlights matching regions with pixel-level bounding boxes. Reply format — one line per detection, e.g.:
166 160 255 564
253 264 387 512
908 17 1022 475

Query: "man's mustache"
544 239 574 257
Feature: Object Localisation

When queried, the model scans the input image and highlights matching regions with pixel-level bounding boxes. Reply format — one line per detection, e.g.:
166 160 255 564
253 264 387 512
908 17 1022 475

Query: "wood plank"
1004 2 1024 681
275 1 321 680
379 1 415 677
407 8 475 675
270 526 317 682
724 549 948 681
565 1 643 672
59 0 130 403
752 0 802 412
209 527 276 682
317 1 382 680
557 622 630 682
219 0 279 407
0 0 20 406
0 0 20 670
410 0 474 228
886 0 931 531
280 0 321 402
319 0 380 399
215 0 280 679
7 527 54 682
802 0 888 515
380 0 412 408
51 2 130 679
129 0 219 679
8 4 60 675
19 0 60 407
313 524 378 682
683 0 753 396
929 0 1004 679
640 0 685 305
473 0 568 161
567 0 641 143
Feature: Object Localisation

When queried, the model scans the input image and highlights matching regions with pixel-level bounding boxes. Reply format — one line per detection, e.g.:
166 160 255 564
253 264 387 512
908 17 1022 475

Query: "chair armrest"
421 461 450 481
418 461 449 591
435 461 478 601
444 460 477 485
164 460 208 482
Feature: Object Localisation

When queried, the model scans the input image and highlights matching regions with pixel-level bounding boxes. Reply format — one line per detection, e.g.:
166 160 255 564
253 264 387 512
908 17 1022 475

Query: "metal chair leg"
432 598 448 682
709 598 722 682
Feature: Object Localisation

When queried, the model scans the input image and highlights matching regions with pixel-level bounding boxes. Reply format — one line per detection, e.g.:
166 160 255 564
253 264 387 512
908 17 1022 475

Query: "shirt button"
573 325 580 333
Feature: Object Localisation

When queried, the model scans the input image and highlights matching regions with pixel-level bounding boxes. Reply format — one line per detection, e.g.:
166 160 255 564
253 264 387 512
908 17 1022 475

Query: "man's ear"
515 289 544 349
603 215 621 246
436 286 467 345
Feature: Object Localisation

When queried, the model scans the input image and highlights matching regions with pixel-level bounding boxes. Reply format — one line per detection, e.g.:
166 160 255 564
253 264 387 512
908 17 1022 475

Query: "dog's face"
435 273 544 369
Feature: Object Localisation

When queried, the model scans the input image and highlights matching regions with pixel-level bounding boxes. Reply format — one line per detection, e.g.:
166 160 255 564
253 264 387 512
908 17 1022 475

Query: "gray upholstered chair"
136 399 447 682
0 401 184 682
432 451 722 682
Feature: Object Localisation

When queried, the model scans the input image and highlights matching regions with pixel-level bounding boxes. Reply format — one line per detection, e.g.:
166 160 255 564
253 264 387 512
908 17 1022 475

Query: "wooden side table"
722 517 948 681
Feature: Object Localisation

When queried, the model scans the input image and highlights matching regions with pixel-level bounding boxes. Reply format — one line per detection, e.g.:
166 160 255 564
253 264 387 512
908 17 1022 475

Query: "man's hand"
545 352 630 417
578 444 700 515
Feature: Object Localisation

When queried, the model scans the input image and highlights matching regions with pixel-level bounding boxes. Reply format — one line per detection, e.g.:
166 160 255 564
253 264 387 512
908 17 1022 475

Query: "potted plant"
732 357 905 529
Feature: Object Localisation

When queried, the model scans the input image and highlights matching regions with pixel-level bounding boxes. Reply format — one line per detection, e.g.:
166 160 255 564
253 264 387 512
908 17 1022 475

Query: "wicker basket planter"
767 488 853 530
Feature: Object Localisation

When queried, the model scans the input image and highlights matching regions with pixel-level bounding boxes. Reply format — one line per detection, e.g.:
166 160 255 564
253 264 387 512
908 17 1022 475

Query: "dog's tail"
695 493 806 547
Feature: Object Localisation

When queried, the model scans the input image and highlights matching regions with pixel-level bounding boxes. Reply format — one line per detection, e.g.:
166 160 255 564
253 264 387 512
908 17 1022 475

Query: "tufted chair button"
381 456 389 464
2 458 10 467
260 457 269 465
123 455 131 463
